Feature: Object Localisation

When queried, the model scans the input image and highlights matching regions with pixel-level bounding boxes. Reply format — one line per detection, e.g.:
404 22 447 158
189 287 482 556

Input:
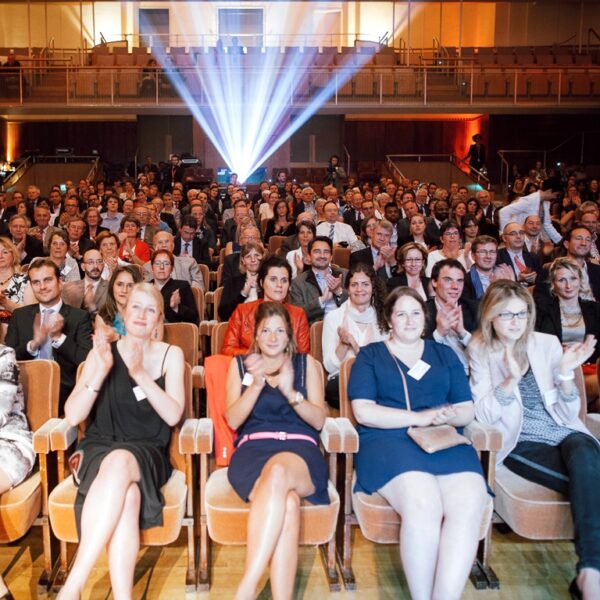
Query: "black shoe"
570 577 583 600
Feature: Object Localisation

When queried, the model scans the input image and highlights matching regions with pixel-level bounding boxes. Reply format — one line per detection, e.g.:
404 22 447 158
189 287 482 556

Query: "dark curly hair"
344 263 388 333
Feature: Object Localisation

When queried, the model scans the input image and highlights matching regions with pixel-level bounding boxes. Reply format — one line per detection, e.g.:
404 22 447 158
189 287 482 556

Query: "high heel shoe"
570 577 583 600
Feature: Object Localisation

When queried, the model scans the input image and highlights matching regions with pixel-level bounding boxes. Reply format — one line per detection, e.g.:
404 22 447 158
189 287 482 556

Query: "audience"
386 242 430 298
118 216 151 266
62 249 109 317
264 199 296 244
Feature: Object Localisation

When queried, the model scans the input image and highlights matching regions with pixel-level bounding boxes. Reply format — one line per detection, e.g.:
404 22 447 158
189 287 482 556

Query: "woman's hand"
123 341 145 379
242 272 258 296
294 252 304 274
414 406 456 427
560 335 597 373
92 327 114 374
338 326 359 354
278 357 295 399
503 346 522 383
169 288 181 310
243 353 267 390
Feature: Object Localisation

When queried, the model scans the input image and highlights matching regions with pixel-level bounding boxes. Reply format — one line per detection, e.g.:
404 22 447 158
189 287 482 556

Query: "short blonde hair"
0 236 21 272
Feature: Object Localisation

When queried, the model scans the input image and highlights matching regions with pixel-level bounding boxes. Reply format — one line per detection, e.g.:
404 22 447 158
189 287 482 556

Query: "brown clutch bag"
385 342 471 454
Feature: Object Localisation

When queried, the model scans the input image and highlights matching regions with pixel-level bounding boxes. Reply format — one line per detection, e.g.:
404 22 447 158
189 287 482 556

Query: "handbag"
385 342 471 454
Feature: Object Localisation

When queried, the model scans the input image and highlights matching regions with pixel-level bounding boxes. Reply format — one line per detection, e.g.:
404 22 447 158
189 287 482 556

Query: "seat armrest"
586 413 600 439
465 420 503 452
192 365 205 389
179 418 200 454
49 418 79 451
195 418 213 454
32 418 64 454
320 417 359 454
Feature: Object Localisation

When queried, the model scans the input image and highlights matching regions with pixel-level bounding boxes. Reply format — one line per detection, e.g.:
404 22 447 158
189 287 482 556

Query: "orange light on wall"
6 121 20 162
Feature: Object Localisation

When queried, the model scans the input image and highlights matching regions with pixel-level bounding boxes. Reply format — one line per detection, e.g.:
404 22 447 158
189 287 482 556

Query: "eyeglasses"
475 249 497 256
497 310 529 321
443 231 460 237
153 261 171 268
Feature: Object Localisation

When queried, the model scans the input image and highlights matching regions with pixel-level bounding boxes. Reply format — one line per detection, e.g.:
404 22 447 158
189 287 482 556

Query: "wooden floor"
1 526 578 599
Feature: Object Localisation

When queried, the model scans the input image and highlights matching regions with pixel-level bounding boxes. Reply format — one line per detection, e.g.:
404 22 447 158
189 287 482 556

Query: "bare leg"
432 472 487 600
379 472 443 600
107 483 141 600
234 452 314 600
269 491 301 600
56 450 141 600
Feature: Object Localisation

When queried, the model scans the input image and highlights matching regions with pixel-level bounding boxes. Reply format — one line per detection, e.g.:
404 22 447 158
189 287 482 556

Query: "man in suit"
343 189 364 235
425 259 479 373
29 204 61 249
62 249 109 316
0 191 13 235
290 236 348 325
8 214 44 265
132 205 159 249
149 250 199 324
148 230 205 290
425 199 450 247
173 216 212 268
221 224 261 289
476 189 499 238
66 216 96 265
350 219 397 283
496 221 541 287
161 154 185 193
5 258 92 406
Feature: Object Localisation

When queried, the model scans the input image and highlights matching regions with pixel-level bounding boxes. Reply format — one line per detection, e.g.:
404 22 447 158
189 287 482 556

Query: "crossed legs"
57 449 142 600
379 471 487 600
234 452 315 600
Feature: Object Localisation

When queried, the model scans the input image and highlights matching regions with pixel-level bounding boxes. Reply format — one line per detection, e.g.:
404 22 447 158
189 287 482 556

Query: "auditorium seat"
73 70 96 97
485 68 510 96
115 53 136 66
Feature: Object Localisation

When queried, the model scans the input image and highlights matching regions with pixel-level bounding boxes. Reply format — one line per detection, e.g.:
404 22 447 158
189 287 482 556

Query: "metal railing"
1 63 599 110
0 156 32 192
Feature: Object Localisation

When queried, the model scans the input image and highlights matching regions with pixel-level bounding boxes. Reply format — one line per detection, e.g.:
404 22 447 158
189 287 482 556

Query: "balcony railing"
1 64 599 109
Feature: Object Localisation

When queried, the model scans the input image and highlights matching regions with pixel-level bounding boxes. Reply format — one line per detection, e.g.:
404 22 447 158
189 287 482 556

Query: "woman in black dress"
57 283 185 600
225 301 328 599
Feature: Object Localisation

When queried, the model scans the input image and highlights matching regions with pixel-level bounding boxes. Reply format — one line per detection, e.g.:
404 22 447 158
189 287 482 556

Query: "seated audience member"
426 220 469 277
62 249 109 317
222 199 253 246
83 207 108 243
280 211 315 255
188 203 217 253
8 214 44 265
399 213 436 250
97 265 143 340
222 257 310 356
29 204 60 249
349 286 488 600
496 222 541 287
100 195 124 233
292 186 317 219
147 200 171 235
264 199 296 244
579 207 600 261
499 186 562 244
48 230 81 283
173 216 211 267
535 257 600 363
342 189 365 235
355 216 379 251
0 345 36 598
151 196 177 234
451 200 468 229
425 198 450 247
522 214 555 263
58 196 81 227
286 220 316 279
463 236 515 301
219 242 266 321
290 237 349 325
350 219 397 283
425 259 479 373
225 301 327 599
162 192 181 228
145 231 204 290
386 242 430 299
118 216 151 267
132 205 159 249
66 215 96 265
221 223 262 289
383 202 406 246
316 201 359 248
96 231 125 280
322 264 388 408
0 237 34 317
461 213 480 246
5 258 93 405
258 189 278 221
468 280 599 600
57 283 185 600
149 250 198 324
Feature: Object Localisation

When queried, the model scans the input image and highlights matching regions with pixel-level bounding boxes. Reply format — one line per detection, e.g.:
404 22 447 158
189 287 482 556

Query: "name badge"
407 360 430 381
133 386 147 401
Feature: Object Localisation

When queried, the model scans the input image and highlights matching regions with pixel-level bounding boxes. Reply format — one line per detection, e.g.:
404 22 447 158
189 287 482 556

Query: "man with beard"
61 249 109 317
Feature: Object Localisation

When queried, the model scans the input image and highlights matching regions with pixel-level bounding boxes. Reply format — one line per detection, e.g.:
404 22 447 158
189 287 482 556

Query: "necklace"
0 272 13 287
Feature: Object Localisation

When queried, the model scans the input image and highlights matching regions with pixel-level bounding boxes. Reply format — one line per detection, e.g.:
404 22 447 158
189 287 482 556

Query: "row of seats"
460 46 594 66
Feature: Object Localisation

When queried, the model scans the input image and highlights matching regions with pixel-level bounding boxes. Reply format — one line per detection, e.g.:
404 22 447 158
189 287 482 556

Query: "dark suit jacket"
218 273 247 321
20 234 45 265
349 246 394 282
280 234 300 255
496 247 541 279
535 295 600 362
69 236 97 261
155 278 199 324
61 279 109 316
160 211 178 235
221 253 241 289
386 273 430 295
424 297 479 338
5 302 93 405
83 225 109 241
173 235 211 267
343 208 362 235
425 218 443 247
0 207 14 236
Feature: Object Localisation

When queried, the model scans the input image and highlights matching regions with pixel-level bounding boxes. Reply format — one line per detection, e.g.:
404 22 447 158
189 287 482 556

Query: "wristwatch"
289 390 306 406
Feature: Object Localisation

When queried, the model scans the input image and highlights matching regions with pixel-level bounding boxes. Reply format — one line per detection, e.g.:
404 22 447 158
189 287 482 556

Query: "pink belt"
237 431 318 448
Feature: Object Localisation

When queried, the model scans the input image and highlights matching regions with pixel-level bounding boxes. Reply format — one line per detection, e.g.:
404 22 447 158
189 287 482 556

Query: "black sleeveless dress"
227 353 330 505
72 342 172 535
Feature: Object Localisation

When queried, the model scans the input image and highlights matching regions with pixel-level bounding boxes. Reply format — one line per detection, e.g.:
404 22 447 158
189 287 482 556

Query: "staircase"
27 71 68 104
423 72 462 102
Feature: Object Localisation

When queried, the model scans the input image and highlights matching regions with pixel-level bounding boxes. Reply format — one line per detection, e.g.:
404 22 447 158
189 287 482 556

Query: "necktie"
39 308 54 359
328 223 335 241
183 242 190 256
530 238 539 254
514 255 527 273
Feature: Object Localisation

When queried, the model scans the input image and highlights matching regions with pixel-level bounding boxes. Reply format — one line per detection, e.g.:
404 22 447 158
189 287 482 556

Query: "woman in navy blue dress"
226 301 328 600
348 286 488 600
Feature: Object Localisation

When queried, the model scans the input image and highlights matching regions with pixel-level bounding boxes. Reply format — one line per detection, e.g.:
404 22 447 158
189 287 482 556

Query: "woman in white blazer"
468 280 598 599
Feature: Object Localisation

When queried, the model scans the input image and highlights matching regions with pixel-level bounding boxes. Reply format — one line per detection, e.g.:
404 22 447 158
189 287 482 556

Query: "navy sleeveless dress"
72 343 173 534
227 353 330 505
348 340 485 494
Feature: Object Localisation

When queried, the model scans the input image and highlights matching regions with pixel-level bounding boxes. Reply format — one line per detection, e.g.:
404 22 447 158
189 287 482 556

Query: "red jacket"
221 299 310 356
